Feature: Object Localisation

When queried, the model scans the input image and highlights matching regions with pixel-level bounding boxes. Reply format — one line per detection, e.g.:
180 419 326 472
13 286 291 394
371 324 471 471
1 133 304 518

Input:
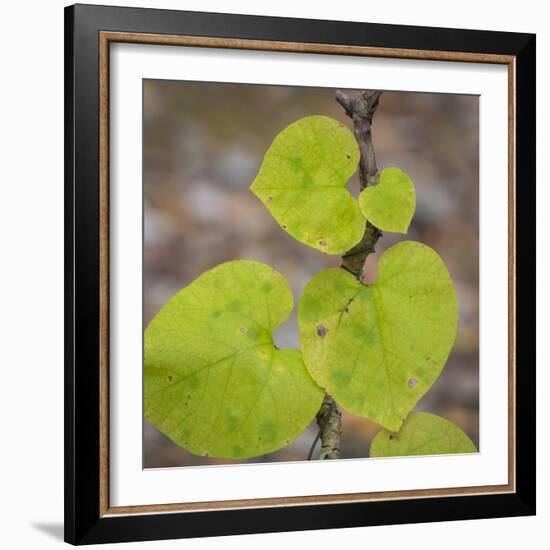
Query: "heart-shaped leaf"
145 260 324 459
358 167 416 233
298 241 457 432
370 412 477 456
250 115 364 255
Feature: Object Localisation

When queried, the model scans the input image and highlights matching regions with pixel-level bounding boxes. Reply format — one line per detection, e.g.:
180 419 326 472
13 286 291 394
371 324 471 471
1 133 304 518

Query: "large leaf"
358 167 416 233
250 115 364 254
298 241 457 432
144 260 323 459
370 412 477 457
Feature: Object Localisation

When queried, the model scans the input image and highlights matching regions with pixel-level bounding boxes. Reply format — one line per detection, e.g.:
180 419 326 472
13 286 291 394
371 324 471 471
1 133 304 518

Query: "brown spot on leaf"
346 154 351 159
167 375 173 382
267 196 273 204
389 435 394 440
319 239 327 247
317 324 327 338
240 327 248 334
408 378 417 388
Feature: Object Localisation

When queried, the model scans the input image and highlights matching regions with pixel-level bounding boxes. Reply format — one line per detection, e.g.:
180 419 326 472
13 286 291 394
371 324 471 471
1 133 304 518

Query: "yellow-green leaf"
144 260 323 459
298 241 457 432
250 115 364 254
358 167 416 233
370 412 477 457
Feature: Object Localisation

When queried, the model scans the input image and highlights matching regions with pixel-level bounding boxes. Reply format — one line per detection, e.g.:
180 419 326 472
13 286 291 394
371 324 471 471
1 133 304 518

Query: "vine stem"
312 90 383 460
339 90 383 279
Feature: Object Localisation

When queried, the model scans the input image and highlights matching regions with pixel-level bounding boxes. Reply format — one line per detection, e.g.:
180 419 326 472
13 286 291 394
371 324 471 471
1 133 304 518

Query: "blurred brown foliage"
143 80 479 468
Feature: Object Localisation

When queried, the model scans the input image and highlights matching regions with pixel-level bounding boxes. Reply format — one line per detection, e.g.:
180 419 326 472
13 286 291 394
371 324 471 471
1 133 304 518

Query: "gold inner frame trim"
98 31 517 517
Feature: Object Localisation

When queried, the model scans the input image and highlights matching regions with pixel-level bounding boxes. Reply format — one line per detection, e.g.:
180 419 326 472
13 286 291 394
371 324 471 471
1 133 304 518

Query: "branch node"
335 90 354 118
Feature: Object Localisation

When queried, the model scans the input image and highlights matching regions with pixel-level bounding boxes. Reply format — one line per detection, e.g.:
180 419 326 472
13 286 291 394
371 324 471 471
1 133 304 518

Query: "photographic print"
142 80 480 468
66 6 535 543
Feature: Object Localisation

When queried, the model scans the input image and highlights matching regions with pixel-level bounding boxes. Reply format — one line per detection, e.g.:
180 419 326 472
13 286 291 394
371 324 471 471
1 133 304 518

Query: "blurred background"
143 80 479 468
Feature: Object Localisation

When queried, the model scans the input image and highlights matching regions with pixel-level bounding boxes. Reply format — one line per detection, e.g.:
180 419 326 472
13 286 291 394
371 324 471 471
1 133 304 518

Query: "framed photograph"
65 3 536 545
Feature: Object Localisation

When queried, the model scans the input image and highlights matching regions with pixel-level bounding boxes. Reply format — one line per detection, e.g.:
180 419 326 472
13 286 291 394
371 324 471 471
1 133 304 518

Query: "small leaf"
145 260 323 459
358 167 416 233
370 412 477 457
250 115 364 254
298 241 457 432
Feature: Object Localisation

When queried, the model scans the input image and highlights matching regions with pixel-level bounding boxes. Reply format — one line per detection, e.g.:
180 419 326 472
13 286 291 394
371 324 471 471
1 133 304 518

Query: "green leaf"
250 115 364 254
358 167 416 233
144 260 323 459
298 241 457 432
370 412 477 457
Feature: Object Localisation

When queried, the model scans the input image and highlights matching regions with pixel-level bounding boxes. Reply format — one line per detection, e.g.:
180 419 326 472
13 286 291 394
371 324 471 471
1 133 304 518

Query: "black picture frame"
65 3 536 545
